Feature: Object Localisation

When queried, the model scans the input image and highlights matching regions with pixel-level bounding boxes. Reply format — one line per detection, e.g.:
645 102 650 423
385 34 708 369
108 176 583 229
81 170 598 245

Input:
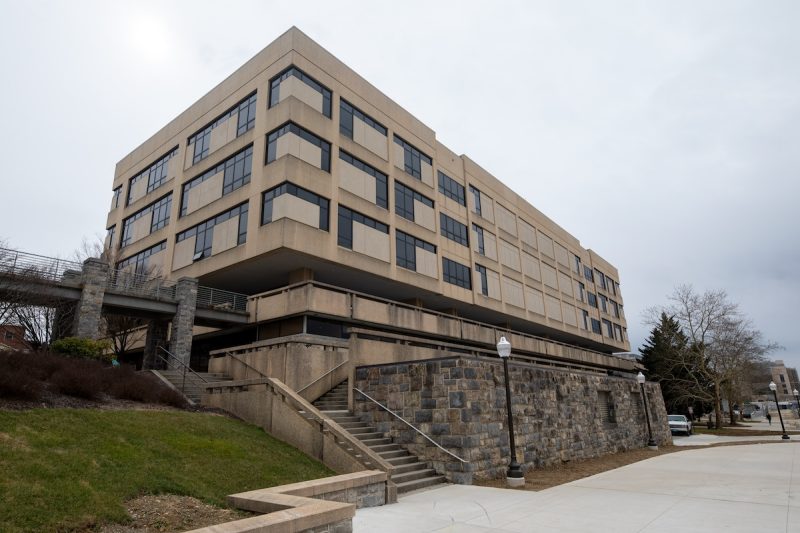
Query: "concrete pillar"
169 277 198 369
289 268 314 284
73 258 109 339
142 319 169 370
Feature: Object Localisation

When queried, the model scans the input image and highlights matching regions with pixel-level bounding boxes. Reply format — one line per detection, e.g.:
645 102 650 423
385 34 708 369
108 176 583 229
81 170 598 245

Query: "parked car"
668 414 693 436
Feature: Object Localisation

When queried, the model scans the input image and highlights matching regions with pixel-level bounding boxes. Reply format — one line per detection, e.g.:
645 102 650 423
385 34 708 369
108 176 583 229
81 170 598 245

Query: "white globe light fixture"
636 372 657 449
768 381 790 440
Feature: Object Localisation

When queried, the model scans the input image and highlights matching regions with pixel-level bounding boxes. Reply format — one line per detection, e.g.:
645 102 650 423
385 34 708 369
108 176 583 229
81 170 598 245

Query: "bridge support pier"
168 277 198 369
73 259 108 339
143 320 169 370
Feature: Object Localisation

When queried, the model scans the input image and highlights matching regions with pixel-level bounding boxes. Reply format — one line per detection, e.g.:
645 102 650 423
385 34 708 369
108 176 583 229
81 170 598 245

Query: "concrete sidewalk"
673 433 796 446
354 443 800 532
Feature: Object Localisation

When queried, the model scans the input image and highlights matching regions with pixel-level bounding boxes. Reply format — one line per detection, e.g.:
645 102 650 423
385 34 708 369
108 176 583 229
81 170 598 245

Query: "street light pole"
636 372 658 450
769 381 790 440
497 336 524 487
793 389 800 419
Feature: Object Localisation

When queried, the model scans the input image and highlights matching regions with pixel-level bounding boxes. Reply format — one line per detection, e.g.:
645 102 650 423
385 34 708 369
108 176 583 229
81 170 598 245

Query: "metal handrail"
0 246 82 283
197 286 248 312
296 359 349 394
156 346 208 398
354 387 468 464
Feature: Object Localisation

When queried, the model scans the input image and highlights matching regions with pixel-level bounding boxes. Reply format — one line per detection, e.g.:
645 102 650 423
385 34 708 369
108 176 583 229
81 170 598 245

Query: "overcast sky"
1 1 797 368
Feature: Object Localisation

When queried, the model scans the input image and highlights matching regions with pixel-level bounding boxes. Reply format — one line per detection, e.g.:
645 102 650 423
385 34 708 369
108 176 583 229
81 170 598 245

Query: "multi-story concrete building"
105 27 630 369
103 27 668 487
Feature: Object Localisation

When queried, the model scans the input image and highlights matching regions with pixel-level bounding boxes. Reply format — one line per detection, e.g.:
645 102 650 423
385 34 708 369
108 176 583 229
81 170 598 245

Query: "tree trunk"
714 382 723 429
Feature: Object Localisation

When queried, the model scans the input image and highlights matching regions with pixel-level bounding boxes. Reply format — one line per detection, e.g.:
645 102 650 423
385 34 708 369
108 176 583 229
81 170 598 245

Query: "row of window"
340 98 387 137
188 91 257 166
270 66 332 118
127 147 179 205
576 255 619 297
120 194 172 247
180 145 253 216
339 150 388 208
393 135 432 180
266 121 332 172
175 203 249 261
337 205 389 249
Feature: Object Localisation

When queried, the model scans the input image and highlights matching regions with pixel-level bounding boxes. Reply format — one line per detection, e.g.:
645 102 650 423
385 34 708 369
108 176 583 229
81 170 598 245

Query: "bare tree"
646 285 779 429
73 235 150 358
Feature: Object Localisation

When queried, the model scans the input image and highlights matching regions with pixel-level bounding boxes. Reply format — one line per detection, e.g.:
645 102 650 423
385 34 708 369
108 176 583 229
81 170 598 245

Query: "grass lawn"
0 409 334 532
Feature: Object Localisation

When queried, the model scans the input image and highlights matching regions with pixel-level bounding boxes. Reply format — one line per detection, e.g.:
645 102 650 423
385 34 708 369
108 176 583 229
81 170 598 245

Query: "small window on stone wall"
598 391 616 424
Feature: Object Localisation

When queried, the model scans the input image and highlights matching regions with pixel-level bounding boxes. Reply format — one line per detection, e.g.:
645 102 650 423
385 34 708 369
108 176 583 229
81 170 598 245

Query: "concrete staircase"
153 369 232 404
313 382 447 494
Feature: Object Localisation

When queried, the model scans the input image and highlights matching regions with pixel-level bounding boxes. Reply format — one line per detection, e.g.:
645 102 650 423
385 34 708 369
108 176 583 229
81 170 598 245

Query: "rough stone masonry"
354 356 671 483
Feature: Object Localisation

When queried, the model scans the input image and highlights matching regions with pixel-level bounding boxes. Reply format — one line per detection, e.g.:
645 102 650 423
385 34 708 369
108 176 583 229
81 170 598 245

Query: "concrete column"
142 319 169 370
73 258 109 339
169 277 198 369
289 268 314 283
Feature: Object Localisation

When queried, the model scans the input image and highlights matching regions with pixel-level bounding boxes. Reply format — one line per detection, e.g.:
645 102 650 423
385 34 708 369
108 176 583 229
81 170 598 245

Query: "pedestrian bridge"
0 247 249 365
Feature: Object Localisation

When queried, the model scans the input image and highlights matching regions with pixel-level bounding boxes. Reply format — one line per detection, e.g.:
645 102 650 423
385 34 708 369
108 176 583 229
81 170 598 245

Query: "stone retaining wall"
354 356 671 483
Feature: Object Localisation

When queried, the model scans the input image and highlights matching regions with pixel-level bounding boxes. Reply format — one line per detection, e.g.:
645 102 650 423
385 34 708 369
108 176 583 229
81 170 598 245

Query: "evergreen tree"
639 313 691 413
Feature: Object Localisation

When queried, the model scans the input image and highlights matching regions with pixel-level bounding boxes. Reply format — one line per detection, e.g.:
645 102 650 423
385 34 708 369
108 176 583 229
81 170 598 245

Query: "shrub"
51 337 113 362
50 361 106 400
108 369 187 408
0 367 43 400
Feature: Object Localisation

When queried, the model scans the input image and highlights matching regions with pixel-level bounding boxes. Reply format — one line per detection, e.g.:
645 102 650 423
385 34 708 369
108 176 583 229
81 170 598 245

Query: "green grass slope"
0 409 334 532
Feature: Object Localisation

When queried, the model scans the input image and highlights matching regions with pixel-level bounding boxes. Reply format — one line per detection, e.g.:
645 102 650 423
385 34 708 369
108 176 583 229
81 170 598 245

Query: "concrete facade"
770 359 799 398
105 26 630 363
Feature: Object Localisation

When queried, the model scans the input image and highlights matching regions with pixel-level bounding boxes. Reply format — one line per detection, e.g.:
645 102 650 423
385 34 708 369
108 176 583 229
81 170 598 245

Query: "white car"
668 414 693 436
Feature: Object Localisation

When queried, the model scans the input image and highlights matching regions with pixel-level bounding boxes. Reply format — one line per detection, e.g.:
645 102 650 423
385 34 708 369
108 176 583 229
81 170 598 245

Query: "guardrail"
354 387 468 464
156 346 208 402
197 286 248 312
0 247 82 283
107 268 177 300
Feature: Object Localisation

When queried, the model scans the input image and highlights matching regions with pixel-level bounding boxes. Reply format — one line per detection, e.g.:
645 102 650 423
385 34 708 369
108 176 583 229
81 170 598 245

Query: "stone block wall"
353 356 670 483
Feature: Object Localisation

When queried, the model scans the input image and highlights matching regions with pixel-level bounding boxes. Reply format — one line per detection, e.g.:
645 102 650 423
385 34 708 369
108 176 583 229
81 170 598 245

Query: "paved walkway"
354 443 800 532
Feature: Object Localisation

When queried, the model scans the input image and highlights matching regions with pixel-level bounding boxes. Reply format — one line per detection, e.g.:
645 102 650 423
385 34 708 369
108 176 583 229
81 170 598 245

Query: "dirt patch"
95 495 249 533
474 441 792 492
474 447 687 491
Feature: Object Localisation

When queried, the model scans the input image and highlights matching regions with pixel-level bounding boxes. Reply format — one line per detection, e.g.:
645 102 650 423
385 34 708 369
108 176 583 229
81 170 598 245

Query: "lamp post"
636 372 658 450
768 381 790 440
793 389 800 419
497 336 524 487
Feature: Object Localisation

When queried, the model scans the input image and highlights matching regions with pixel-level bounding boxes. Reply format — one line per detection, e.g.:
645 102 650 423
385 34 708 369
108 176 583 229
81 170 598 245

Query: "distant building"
769 360 798 397
0 325 27 351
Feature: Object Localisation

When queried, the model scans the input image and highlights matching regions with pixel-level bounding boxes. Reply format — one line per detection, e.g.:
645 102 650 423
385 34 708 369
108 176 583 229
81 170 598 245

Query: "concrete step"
378 449 410 459
391 461 429 475
385 455 419 466
336 421 369 429
355 432 384 441
359 437 392 446
366 443 403 453
348 427 378 435
391 468 439 485
327 415 361 423
395 475 447 494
